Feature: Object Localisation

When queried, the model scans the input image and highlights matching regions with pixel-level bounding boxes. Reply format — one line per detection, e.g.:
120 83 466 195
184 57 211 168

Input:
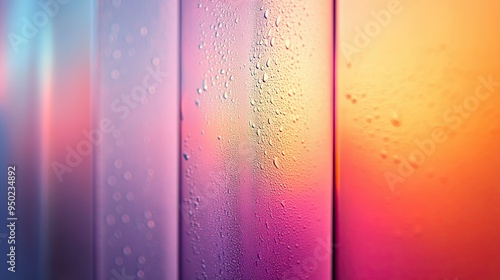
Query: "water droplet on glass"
106 214 116 225
114 159 123 169
122 246 131 256
267 29 273 38
126 192 134 201
123 171 132 180
112 192 122 201
273 157 280 169
110 69 120 80
147 220 156 229
107 176 117 186
264 10 269 19
391 112 401 127
112 50 122 60
276 15 282 26
121 214 130 223
285 39 291 49
140 27 148 36
409 154 421 168
202 79 208 91
115 256 123 265
380 149 388 159
144 210 153 219
115 205 124 214
183 152 190 160
152 57 160 65
125 35 134 44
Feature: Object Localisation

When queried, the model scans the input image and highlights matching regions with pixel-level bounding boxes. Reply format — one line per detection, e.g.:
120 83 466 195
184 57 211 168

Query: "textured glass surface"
181 1 333 279
94 1 179 279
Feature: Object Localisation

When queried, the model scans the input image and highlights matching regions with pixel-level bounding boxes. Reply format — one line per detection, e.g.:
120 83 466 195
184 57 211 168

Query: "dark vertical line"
333 0 337 279
177 0 183 279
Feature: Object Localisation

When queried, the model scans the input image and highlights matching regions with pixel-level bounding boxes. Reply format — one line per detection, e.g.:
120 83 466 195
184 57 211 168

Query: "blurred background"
0 1 92 279
337 0 500 279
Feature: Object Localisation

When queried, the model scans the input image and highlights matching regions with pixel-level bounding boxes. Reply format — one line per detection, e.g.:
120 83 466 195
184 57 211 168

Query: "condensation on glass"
93 1 179 279
181 1 333 279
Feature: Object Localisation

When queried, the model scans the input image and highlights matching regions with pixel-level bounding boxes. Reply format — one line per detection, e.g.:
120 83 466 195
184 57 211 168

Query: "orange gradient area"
338 0 500 279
